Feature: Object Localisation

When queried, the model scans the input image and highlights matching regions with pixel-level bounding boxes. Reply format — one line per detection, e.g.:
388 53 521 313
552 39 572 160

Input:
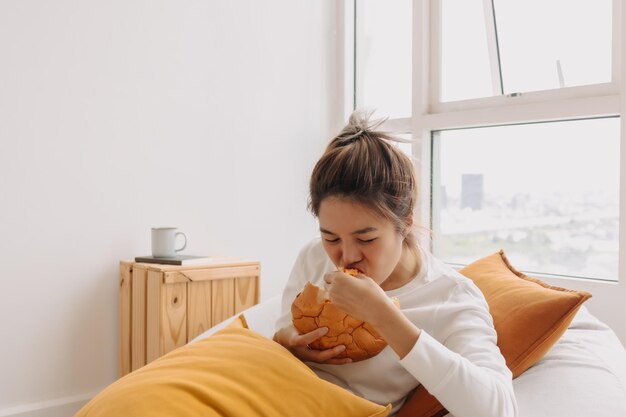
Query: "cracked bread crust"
291 276 399 362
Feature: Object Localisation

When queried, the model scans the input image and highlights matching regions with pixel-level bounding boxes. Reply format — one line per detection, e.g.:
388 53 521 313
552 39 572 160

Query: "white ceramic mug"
151 227 187 258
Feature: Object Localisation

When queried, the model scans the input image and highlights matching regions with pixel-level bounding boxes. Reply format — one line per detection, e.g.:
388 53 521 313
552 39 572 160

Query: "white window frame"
345 0 626 342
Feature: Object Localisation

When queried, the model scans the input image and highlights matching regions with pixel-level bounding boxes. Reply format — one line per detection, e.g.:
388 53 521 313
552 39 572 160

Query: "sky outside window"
433 117 620 281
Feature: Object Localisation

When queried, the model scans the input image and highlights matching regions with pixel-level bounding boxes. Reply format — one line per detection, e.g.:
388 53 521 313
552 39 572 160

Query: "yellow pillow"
397 250 592 417
226 313 248 329
76 327 390 417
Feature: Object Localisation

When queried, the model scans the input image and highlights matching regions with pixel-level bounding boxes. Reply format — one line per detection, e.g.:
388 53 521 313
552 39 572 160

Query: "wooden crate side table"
118 259 260 377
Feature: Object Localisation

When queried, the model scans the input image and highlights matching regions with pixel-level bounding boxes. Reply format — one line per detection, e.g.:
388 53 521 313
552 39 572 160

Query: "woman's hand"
325 270 422 360
323 270 390 324
273 324 353 365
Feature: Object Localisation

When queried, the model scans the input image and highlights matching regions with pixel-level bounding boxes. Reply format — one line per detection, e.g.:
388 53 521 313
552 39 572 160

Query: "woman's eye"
324 238 340 243
359 238 377 244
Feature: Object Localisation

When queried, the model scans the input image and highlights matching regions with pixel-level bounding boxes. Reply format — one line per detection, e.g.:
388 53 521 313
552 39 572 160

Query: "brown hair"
308 110 418 249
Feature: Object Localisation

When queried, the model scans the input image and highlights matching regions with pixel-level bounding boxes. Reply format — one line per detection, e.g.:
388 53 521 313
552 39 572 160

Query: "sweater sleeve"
399 282 518 417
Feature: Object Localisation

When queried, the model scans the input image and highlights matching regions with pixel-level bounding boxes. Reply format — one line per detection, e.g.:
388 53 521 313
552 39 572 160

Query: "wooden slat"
161 282 187 354
164 264 260 284
118 263 132 377
145 270 162 364
130 266 147 371
211 278 235 326
187 281 212 341
235 276 259 314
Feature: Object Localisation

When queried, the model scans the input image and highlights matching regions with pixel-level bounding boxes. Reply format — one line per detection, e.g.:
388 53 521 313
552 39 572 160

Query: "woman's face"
318 197 405 287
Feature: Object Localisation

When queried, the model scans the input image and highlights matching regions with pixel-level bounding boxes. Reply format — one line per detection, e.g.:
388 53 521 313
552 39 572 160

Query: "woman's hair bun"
331 110 387 146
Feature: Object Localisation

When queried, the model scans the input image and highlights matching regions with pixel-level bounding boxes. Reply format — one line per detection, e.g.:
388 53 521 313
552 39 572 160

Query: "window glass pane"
356 0 411 118
432 118 620 281
440 0 494 102
494 0 612 93
440 0 612 102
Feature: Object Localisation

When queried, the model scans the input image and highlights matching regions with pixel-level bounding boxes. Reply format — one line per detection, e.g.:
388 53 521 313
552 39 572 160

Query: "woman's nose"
341 242 362 267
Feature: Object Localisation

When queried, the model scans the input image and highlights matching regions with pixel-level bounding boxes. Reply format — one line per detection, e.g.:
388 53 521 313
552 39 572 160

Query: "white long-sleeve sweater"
275 238 518 417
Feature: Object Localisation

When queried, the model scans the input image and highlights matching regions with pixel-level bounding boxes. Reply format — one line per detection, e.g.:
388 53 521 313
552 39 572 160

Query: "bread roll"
291 268 400 362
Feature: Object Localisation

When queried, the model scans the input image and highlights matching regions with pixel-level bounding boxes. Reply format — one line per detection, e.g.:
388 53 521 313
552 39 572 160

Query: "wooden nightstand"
118 258 260 377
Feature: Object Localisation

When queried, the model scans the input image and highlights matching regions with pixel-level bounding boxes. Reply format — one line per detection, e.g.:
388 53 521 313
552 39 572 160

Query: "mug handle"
175 232 187 253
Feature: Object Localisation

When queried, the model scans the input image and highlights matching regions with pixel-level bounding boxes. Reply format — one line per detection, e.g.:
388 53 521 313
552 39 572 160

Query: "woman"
273 111 517 417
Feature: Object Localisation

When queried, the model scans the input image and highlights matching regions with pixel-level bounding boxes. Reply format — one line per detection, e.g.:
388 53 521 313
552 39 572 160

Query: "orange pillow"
397 250 592 417
76 327 390 417
226 313 248 329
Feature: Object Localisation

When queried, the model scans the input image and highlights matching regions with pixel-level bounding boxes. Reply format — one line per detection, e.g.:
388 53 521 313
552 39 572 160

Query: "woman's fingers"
294 326 329 347
275 325 353 364
315 344 351 363
298 343 352 365
290 327 353 364
323 356 353 365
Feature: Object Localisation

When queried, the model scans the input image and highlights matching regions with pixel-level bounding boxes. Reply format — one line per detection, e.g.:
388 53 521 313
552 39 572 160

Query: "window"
354 0 412 118
432 118 620 281
440 0 613 102
440 0 494 101
350 0 623 283
494 0 612 94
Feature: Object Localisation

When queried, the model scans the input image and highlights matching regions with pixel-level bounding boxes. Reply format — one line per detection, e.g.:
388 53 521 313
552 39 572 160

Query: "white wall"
0 1 343 415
